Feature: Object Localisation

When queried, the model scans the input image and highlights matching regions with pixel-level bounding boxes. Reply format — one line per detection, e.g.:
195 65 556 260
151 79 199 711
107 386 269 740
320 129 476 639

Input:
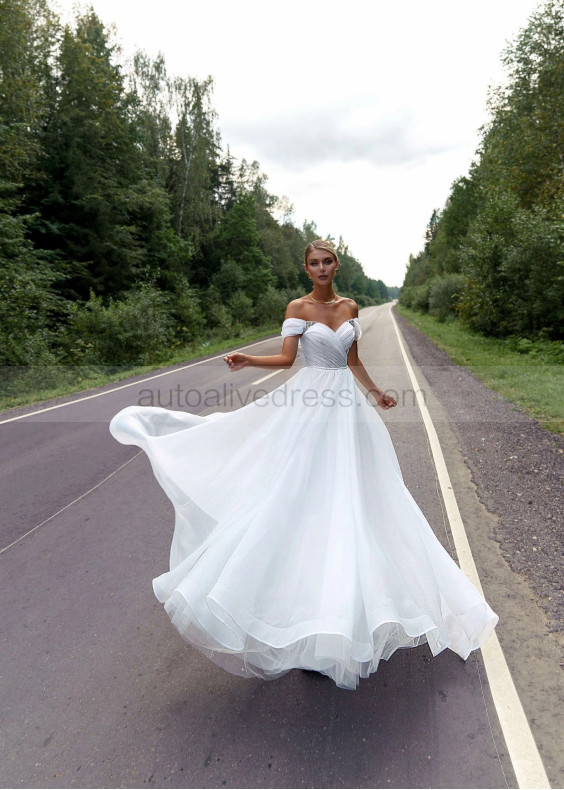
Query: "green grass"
395 305 564 436
0 322 281 414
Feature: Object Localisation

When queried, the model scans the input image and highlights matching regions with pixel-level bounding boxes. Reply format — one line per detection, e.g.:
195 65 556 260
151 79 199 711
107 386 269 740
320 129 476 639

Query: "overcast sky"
54 0 541 286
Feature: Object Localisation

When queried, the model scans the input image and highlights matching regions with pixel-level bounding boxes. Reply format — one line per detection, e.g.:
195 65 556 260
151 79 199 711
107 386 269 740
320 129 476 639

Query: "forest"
401 0 564 342
0 0 390 373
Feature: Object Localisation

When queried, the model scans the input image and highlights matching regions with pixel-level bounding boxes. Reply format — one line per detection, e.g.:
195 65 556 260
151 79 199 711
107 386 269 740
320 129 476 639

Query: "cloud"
225 98 458 172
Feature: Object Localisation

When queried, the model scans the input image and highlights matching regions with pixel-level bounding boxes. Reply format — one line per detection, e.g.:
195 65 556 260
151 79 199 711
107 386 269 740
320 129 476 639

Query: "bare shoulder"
341 297 359 318
284 297 310 319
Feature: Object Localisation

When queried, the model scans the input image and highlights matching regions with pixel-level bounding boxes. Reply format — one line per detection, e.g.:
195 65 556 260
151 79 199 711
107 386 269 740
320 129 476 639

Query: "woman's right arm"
224 336 299 371
224 303 302 371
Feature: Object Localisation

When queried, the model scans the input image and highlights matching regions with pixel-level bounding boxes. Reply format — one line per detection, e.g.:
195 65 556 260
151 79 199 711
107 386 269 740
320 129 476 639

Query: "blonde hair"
304 239 339 266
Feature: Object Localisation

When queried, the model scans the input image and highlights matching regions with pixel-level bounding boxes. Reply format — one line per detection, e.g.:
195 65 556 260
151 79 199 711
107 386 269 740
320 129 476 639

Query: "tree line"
0 0 389 369
401 0 564 341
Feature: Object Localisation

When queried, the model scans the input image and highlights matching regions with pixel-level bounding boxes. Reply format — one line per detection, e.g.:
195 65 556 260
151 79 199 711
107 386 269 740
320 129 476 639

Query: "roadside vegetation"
396 305 564 436
399 0 564 434
0 321 284 413
0 0 389 410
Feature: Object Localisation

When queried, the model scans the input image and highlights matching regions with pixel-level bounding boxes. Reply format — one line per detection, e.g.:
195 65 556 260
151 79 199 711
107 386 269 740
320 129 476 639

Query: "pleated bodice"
280 317 362 369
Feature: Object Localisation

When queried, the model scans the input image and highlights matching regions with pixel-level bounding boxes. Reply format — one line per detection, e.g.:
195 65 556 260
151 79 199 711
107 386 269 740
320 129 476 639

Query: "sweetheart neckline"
304 318 354 335
305 319 356 333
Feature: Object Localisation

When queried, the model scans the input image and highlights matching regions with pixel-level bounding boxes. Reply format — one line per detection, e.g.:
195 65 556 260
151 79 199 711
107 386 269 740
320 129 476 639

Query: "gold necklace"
309 293 338 304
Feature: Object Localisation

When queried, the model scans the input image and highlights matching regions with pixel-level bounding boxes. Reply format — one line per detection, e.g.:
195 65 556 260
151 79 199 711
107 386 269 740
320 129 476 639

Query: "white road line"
390 305 550 790
0 452 142 555
0 335 280 425
251 369 285 385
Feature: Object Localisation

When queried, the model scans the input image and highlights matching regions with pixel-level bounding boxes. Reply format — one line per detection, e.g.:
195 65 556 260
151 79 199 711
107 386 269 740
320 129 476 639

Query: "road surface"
0 304 557 788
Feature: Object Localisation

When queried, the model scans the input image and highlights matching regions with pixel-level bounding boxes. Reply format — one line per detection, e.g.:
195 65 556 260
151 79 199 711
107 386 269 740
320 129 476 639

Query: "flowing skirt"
109 365 498 689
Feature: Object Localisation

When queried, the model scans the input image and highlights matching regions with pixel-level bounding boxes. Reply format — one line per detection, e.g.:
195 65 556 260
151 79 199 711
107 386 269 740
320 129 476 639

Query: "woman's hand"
224 352 250 371
375 392 397 410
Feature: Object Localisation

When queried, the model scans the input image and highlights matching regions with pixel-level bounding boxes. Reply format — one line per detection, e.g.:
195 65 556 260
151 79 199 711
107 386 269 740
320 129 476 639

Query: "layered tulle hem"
153 584 498 690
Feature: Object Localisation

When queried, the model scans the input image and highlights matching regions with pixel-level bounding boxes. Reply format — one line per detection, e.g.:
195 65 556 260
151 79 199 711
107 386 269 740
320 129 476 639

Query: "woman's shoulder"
284 297 310 320
284 296 358 320
341 297 359 317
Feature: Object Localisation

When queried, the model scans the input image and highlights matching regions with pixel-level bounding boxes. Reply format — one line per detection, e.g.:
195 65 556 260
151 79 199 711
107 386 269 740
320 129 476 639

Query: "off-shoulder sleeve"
281 318 306 338
352 318 362 341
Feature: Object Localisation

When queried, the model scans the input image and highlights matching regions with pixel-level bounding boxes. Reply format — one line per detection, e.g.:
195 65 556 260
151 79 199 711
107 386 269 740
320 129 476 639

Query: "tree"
27 10 175 299
0 0 67 364
0 0 58 186
171 75 221 250
424 208 441 252
479 0 564 210
212 194 274 302
402 0 564 338
129 50 175 185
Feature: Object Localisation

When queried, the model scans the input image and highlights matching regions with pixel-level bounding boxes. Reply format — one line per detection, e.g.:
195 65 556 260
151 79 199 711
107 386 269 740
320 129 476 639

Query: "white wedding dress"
109 317 498 689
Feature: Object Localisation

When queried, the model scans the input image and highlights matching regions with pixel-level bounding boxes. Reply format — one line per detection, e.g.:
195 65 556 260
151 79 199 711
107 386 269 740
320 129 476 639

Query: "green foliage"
171 75 221 251
0 0 59 184
211 258 246 301
411 284 432 313
402 0 564 340
0 186 68 365
228 290 254 326
212 194 275 302
62 285 174 365
257 213 300 290
458 189 564 336
167 276 205 341
481 0 564 209
253 286 289 325
26 10 176 299
428 274 466 322
0 0 392 375
398 304 564 436
201 285 232 332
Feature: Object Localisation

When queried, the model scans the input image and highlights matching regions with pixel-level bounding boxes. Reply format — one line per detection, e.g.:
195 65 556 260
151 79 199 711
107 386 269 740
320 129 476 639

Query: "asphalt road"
0 303 549 788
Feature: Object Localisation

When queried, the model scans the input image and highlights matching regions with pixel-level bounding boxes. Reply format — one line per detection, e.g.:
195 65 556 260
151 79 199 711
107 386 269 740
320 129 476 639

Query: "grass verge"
0 323 280 414
395 305 564 437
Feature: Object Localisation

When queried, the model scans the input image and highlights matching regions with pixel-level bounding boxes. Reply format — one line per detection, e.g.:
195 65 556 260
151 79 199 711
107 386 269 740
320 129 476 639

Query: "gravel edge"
394 308 564 634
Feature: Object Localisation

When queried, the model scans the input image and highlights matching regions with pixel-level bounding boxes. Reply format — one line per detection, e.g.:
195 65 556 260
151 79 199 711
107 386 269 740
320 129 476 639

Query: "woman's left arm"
347 302 397 409
347 334 397 410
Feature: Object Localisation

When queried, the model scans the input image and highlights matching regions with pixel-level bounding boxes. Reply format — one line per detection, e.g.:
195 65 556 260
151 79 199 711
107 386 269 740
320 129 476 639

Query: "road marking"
0 336 281 425
0 452 142 555
251 369 285 385
390 305 550 790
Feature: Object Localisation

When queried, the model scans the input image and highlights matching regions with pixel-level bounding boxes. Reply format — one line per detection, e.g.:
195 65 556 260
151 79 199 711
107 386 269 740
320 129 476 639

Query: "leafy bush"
458 190 564 337
62 285 174 365
428 274 465 322
228 290 254 326
208 302 233 332
168 277 205 342
253 285 288 325
210 258 246 302
399 286 413 308
0 204 68 365
411 283 432 313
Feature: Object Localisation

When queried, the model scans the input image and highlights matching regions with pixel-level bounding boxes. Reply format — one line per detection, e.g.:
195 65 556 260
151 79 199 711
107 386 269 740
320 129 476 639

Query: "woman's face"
305 249 339 284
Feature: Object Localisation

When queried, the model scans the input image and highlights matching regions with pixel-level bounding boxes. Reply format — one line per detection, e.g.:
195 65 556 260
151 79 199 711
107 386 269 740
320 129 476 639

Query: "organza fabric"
109 317 498 689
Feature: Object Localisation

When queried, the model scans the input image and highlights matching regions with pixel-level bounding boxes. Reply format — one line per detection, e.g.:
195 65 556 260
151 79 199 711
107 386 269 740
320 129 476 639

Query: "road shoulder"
394 307 564 788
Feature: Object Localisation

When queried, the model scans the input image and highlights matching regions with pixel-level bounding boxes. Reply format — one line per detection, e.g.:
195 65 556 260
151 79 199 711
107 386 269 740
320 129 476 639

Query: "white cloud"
226 99 460 171
53 0 543 284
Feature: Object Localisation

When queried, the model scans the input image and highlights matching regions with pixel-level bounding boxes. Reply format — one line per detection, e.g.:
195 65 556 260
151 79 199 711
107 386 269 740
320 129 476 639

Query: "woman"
224 240 397 412
109 240 497 690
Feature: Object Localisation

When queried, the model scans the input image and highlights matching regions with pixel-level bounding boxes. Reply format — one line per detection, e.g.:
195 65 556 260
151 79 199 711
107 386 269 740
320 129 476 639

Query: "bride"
224 240 397 411
109 239 498 690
